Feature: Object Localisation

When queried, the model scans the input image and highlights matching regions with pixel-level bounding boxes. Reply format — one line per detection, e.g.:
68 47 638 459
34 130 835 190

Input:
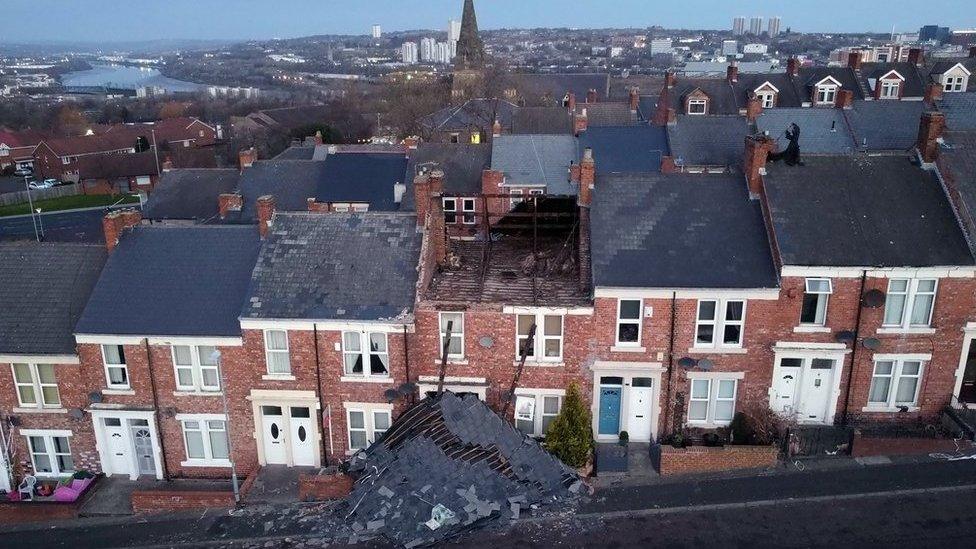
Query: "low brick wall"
660 445 779 476
131 490 235 514
298 473 354 502
0 501 81 524
851 432 966 458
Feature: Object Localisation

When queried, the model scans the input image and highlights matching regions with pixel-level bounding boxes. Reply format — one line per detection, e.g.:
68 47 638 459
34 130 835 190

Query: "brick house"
0 242 106 491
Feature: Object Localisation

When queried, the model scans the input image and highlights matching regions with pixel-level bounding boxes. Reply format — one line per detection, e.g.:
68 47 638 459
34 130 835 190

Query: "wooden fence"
0 183 81 207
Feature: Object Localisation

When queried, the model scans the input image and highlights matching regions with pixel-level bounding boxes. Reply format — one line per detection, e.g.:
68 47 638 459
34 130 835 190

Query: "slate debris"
341 392 584 547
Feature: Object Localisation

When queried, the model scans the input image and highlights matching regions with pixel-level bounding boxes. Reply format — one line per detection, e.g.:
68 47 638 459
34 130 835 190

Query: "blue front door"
598 386 622 436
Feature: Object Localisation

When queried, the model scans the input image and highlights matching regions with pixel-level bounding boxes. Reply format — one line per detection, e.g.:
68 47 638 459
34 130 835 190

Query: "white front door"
773 358 802 417
626 379 654 441
797 359 835 423
103 419 133 476
0 451 10 492
289 407 316 466
132 427 156 476
261 406 288 465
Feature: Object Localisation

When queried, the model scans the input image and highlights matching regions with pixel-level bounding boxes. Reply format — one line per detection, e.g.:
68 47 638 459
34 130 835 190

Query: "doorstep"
594 443 660 485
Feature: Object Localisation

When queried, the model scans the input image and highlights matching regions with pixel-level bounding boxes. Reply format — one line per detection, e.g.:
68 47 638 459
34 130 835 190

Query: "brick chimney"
574 108 589 136
102 209 142 253
402 136 420 149
586 89 598 104
917 111 946 164
924 83 943 105
667 108 677 126
428 170 448 266
629 87 640 112
565 92 576 113
970 46 976 58
239 147 257 171
413 173 431 228
218 193 243 219
161 156 174 172
660 155 677 173
786 57 800 77
746 94 763 122
256 195 276 239
908 47 924 66
847 51 862 70
744 134 775 197
492 119 502 137
578 147 595 207
664 71 676 89
313 130 324 145
835 89 854 109
727 62 739 83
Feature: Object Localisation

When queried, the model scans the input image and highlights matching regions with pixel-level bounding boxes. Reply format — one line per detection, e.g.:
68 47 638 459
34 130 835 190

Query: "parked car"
28 180 54 190
43 178 61 187
14 168 32 177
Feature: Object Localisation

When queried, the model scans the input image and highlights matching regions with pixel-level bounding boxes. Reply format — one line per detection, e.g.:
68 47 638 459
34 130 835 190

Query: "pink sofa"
53 477 94 503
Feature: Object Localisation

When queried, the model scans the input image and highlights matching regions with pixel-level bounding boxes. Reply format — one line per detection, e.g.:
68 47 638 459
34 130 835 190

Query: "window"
687 98 707 115
342 331 390 377
944 75 967 93
800 278 832 326
687 378 737 425
12 363 60 408
461 198 476 225
868 360 924 408
346 408 391 451
757 91 776 108
883 279 937 329
515 393 562 437
102 344 129 389
695 300 745 348
516 313 563 361
26 433 73 475
449 133 460 144
439 312 464 359
180 418 230 462
880 80 900 99
616 299 642 346
443 197 458 223
815 85 837 104
470 131 481 144
264 330 291 374
172 345 221 392
509 189 524 209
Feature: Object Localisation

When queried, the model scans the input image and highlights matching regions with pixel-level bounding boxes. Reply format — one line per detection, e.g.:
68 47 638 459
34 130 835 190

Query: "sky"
2 0 974 43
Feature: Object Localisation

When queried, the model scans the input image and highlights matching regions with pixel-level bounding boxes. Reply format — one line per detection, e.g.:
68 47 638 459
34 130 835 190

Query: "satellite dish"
863 337 881 350
384 389 400 403
164 407 177 418
68 408 85 420
479 336 495 348
862 289 886 308
88 392 103 404
8 416 21 427
677 357 697 369
697 358 714 371
835 330 856 344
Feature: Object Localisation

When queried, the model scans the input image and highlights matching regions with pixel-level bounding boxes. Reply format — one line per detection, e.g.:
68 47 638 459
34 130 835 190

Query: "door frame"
247 389 322 467
590 361 664 443
951 323 976 407
770 343 849 425
89 409 163 480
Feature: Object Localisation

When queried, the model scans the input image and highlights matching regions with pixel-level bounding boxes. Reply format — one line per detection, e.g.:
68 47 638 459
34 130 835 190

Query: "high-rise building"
435 42 452 64
732 17 746 36
401 42 419 64
919 25 950 43
722 40 739 56
420 37 437 62
372 24 382 39
448 19 462 58
768 16 781 37
749 16 763 35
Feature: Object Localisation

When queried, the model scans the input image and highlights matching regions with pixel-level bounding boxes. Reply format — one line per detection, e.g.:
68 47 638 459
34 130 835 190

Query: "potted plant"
618 431 629 446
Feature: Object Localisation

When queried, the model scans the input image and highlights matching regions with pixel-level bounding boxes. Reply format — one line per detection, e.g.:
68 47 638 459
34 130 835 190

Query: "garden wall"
850 431 969 458
659 445 779 476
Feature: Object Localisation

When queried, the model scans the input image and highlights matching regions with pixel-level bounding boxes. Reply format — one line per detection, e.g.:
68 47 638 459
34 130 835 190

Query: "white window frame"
11 363 61 408
687 98 707 115
264 329 291 375
687 377 738 426
341 331 390 378
816 85 837 105
439 312 465 360
757 91 776 108
880 79 900 99
943 75 967 93
867 359 925 409
615 299 643 347
800 278 832 326
24 431 74 477
101 344 130 389
882 278 937 329
346 406 392 452
516 313 564 362
514 392 563 437
694 299 746 349
178 414 230 465
171 345 221 393
461 198 476 225
443 197 458 224
509 189 524 209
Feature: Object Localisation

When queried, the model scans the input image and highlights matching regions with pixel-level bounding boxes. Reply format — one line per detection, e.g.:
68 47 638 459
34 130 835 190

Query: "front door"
627 378 654 441
289 407 316 466
961 342 976 403
0 450 10 492
261 406 288 465
132 427 156 476
103 418 132 476
773 359 802 417
598 383 622 436
797 359 835 423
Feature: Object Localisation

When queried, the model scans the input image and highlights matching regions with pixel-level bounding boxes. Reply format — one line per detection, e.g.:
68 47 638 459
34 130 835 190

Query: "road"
0 205 131 243
0 175 27 194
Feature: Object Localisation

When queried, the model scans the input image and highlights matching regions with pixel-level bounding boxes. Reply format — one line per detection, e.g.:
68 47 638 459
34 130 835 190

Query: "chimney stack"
586 89 598 104
908 47 924 66
161 156 174 172
218 193 243 219
256 195 276 239
629 87 640 113
313 130 324 146
917 111 946 164
574 108 589 136
492 119 502 137
578 147 595 207
565 92 576 113
727 62 739 83
746 94 763 122
835 89 854 109
664 71 676 89
413 173 431 228
924 83 943 105
970 45 976 58
402 136 419 149
428 169 448 266
660 155 677 174
667 108 677 126
786 57 800 77
102 209 142 253
743 134 775 197
847 51 862 70
239 147 257 171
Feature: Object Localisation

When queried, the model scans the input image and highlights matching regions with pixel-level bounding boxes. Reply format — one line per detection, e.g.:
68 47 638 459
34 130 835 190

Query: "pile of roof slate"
342 392 585 547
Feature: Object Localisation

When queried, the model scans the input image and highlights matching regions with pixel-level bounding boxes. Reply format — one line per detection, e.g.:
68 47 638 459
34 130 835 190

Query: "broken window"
439 312 464 359
516 314 564 362
515 393 563 437
800 278 832 326
343 331 390 377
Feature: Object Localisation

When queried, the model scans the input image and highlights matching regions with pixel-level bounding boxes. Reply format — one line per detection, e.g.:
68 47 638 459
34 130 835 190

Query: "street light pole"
36 209 44 240
211 350 240 503
24 175 39 242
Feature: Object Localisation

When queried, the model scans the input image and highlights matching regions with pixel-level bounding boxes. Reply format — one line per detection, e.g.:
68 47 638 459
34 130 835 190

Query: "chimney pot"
256 195 276 239
727 63 739 83
574 109 589 136
218 193 242 219
629 87 640 112
492 119 502 137
238 147 257 171
786 57 799 77
847 51 862 70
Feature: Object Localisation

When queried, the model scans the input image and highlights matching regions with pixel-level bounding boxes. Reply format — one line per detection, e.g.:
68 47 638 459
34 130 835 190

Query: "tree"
544 382 593 468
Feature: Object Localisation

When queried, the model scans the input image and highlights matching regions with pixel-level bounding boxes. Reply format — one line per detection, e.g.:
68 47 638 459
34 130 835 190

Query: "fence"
0 183 81 207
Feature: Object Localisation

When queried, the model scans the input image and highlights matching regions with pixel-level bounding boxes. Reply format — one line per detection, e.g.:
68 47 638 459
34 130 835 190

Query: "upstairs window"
883 279 937 329
102 344 129 389
695 300 745 348
342 331 390 377
800 278 832 326
12 363 60 408
443 197 458 223
815 85 837 105
687 98 707 115
616 299 642 346
880 80 900 99
439 312 465 359
264 330 291 375
172 345 221 392
944 75 967 93
461 198 476 225
757 91 776 108
516 313 563 362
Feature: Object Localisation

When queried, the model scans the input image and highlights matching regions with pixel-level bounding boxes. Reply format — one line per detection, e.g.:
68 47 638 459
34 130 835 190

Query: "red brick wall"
131 489 234 514
0 501 81 524
850 431 967 458
298 473 354 501
659 445 779 476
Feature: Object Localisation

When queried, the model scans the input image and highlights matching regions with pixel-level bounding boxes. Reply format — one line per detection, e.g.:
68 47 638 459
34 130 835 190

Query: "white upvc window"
264 329 291 374
172 345 221 392
800 278 832 326
687 378 738 425
880 79 900 99
180 416 230 463
687 98 707 115
101 344 129 389
25 432 74 476
439 312 464 359
342 331 390 377
515 393 562 437
694 300 745 348
516 313 564 362
12 363 61 408
883 278 937 328
868 359 924 408
509 189 524 209
443 197 458 223
816 85 837 104
757 91 776 108
346 407 391 451
943 75 967 93
461 198 476 224
616 299 642 346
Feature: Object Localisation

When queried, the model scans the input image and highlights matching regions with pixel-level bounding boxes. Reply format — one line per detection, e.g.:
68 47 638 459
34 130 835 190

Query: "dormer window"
687 98 707 115
880 80 901 99
757 91 775 108
815 85 837 105
944 75 967 92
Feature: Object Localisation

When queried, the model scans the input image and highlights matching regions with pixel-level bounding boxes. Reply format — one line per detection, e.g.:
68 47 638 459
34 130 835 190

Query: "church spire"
454 0 485 70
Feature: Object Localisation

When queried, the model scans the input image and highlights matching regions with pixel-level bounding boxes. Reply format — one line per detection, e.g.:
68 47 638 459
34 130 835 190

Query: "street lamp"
35 208 44 240
24 175 39 242
210 349 241 503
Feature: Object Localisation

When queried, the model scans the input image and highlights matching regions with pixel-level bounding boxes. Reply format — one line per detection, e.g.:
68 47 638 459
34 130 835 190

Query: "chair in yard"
17 475 37 501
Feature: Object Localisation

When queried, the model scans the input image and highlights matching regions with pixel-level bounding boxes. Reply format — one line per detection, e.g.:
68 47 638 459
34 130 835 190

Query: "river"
61 63 202 92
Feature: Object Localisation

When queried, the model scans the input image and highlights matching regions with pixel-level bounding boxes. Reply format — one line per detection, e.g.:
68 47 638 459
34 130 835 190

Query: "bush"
729 412 754 444
729 407 784 445
544 382 593 468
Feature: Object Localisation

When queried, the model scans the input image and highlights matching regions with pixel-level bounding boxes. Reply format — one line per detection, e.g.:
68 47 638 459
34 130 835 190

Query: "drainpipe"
403 325 413 405
663 291 678 438
312 325 329 465
213 350 240 503
144 338 170 480
840 270 868 425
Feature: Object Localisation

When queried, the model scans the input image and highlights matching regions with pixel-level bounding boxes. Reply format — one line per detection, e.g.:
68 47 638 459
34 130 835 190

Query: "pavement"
0 204 134 243
242 465 318 505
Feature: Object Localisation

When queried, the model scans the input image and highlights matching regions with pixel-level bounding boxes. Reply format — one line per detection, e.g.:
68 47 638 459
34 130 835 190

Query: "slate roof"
734 73 805 108
143 169 241 221
798 67 865 100
940 130 976 236
421 99 518 133
667 115 750 167
860 62 927 98
844 100 926 151
938 93 976 131
238 160 322 221
590 173 778 289
0 242 106 356
577 102 638 126
664 78 739 115
511 107 573 135
402 143 491 210
507 73 611 105
274 145 317 160
242 213 421 321
579 125 669 174
75 226 261 337
757 108 856 155
490 135 579 194
763 156 974 267
926 59 976 91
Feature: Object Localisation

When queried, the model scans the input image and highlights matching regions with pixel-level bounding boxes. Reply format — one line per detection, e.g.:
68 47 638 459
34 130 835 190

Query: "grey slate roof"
421 99 518 133
76 226 261 336
0 242 106 355
667 115 750 167
238 160 322 221
860 62 927 98
274 145 316 160
757 108 856 155
402 143 491 211
590 173 778 289
579 125 669 174
243 213 421 321
844 100 925 151
938 93 976 131
511 107 573 135
491 135 579 194
798 67 865 100
507 73 611 105
941 130 976 237
577 102 638 126
763 156 974 267
143 169 241 221
665 78 739 115
734 73 805 108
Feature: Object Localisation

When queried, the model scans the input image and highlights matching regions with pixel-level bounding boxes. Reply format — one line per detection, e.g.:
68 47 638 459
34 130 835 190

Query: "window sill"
876 327 936 335
173 391 223 397
514 361 565 367
262 374 296 381
687 347 748 355
686 420 733 428
611 345 647 353
793 326 831 333
340 376 394 384
13 407 67 414
181 459 232 468
102 388 135 396
861 405 920 413
432 359 468 366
